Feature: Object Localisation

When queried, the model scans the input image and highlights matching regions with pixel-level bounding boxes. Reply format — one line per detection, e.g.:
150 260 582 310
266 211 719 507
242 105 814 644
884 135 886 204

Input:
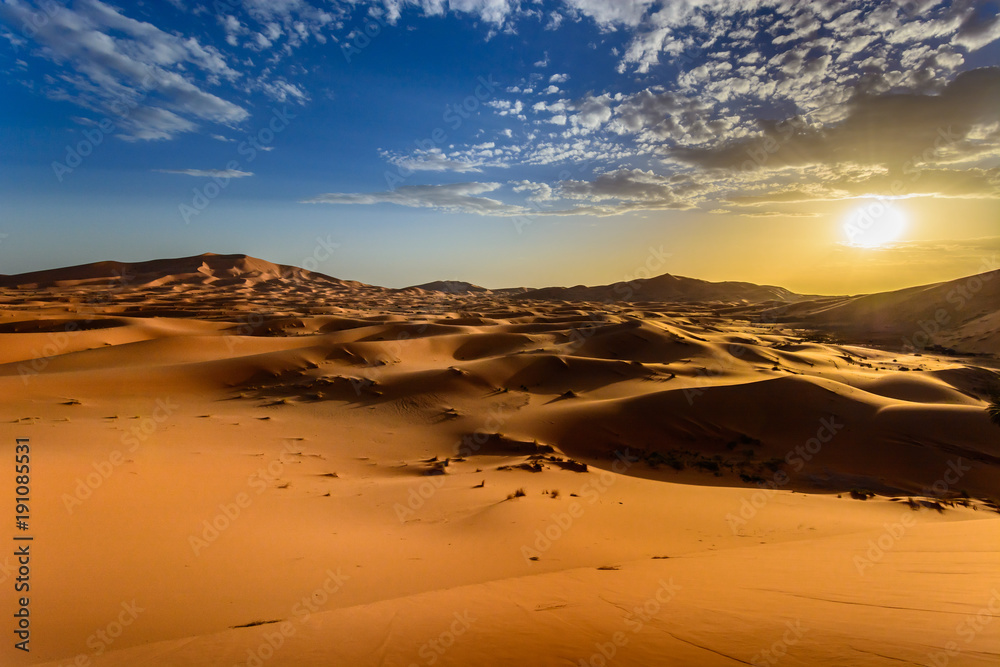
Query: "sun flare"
842 202 908 248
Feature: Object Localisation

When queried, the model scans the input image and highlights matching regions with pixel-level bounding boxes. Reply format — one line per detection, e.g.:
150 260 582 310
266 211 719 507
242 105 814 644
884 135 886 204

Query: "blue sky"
1 0 998 292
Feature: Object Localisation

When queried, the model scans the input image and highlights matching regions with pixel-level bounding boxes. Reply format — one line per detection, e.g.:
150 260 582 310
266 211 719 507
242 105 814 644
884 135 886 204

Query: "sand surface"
1 255 998 666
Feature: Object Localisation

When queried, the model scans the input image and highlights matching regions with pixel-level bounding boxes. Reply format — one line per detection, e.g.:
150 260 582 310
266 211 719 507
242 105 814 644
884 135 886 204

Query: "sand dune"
0 252 367 291
770 269 1000 355
517 272 805 304
1 254 998 666
402 280 490 294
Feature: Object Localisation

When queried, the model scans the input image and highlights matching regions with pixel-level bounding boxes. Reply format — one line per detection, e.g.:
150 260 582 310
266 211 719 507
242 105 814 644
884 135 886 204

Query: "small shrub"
231 619 281 629
988 396 1000 428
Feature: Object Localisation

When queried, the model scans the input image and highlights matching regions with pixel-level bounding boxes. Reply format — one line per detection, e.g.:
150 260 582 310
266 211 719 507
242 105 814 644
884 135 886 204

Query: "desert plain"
1 253 999 666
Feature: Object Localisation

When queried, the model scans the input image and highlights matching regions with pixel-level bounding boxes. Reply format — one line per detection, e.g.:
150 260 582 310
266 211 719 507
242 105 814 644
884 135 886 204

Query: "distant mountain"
514 272 803 304
5 254 996 355
769 269 1000 355
0 256 803 303
402 280 489 295
0 253 369 290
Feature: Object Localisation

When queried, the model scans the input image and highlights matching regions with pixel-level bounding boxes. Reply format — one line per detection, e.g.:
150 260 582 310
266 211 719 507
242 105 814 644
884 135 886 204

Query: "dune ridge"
2 253 998 666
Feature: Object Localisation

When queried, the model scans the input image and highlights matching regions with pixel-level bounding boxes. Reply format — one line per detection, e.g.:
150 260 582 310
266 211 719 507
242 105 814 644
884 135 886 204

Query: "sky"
0 0 998 294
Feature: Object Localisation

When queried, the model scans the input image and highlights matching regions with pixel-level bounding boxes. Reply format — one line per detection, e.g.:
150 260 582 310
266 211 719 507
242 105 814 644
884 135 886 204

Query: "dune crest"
2 254 998 666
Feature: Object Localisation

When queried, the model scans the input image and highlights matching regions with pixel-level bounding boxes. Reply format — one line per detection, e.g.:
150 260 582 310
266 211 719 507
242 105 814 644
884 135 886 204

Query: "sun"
842 201 908 248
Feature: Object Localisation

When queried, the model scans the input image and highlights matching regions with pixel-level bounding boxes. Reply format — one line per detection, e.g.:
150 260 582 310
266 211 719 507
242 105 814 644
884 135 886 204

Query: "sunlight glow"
842 201 908 248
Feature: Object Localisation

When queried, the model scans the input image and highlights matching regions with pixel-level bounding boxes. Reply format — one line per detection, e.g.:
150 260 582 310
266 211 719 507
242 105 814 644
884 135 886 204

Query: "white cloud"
372 0 517 26
533 100 567 113
559 168 679 204
342 0 1000 219
120 107 198 141
382 148 486 173
954 11 1000 51
303 182 528 216
511 180 555 201
239 0 339 49
156 168 254 178
258 79 309 103
0 0 248 140
572 93 613 129
562 0 656 28
488 99 524 117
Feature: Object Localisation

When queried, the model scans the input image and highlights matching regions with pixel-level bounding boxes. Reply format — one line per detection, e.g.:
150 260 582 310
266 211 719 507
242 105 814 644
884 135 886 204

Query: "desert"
3 1 1000 665
1 253 998 666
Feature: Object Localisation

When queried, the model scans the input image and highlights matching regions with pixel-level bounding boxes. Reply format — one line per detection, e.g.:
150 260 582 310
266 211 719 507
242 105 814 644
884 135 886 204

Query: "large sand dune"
768 269 1000 355
1 254 998 666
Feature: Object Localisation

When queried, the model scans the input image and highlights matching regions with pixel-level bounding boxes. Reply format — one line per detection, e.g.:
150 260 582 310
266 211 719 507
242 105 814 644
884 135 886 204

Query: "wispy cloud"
0 0 248 140
381 148 488 174
155 168 254 178
303 182 527 216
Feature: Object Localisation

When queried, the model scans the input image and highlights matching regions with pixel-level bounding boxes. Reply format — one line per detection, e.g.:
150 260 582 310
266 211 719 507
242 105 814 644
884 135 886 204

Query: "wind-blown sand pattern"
1 254 998 666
